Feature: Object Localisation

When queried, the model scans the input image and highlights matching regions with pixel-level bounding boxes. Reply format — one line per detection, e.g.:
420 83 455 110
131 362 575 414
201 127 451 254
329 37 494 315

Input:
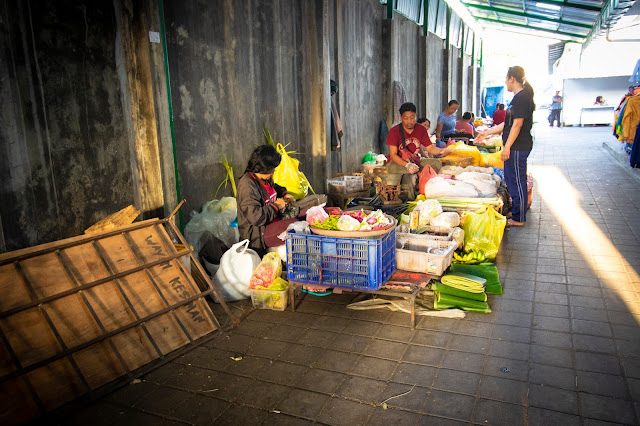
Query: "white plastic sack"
423 177 478 198
212 240 261 302
456 172 494 181
278 221 310 241
452 227 465 249
184 197 238 259
337 215 361 231
430 212 461 228
463 179 498 197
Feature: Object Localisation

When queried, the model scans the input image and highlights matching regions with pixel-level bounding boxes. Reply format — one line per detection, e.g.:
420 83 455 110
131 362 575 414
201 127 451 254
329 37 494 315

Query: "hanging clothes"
393 81 407 125
630 59 640 84
631 120 640 168
620 96 640 142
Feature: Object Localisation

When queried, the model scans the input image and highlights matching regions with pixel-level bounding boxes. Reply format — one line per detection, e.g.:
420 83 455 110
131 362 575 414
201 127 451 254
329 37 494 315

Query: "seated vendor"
435 100 461 141
387 102 452 174
455 112 477 138
237 145 295 256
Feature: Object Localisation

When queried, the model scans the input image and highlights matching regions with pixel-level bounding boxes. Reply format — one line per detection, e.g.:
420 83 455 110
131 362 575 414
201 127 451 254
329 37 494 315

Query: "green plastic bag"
273 143 314 200
462 207 506 260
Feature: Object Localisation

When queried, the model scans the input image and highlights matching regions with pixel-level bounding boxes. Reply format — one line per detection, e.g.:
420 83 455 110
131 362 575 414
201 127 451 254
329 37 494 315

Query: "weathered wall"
0 0 134 251
330 0 387 171
0 0 482 252
163 0 329 215
449 46 460 105
425 32 444 129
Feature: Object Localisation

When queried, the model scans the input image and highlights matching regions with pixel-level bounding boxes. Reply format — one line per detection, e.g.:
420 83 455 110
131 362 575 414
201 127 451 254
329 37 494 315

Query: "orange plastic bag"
419 165 437 195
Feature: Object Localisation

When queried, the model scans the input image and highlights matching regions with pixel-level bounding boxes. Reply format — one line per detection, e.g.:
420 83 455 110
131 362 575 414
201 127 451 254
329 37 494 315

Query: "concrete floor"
56 124 640 425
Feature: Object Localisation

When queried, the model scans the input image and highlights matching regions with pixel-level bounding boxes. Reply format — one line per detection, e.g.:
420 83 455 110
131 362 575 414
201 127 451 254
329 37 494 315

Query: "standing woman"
475 66 535 227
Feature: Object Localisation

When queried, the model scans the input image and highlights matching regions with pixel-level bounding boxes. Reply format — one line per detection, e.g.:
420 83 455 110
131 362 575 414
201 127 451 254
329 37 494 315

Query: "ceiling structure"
384 0 638 47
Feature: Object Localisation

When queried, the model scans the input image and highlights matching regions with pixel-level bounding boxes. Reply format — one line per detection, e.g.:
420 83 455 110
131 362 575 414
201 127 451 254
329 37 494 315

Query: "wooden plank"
84 205 141 234
0 219 160 264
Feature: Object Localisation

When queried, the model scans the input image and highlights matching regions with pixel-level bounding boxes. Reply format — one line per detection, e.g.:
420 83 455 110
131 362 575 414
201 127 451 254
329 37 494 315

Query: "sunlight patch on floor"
530 165 640 318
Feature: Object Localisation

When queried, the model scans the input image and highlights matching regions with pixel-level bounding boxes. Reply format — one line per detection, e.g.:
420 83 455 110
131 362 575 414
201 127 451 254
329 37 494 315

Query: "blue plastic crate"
286 230 396 291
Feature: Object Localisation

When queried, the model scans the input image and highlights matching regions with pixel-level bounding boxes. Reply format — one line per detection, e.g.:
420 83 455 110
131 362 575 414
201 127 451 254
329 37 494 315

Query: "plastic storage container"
286 230 396 291
396 236 456 276
327 175 364 193
396 225 454 241
250 288 289 311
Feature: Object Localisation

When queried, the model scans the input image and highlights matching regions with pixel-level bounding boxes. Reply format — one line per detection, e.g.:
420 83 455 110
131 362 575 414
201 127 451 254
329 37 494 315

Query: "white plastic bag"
277 221 310 241
212 240 261 302
452 227 465 249
423 177 478 198
430 212 461 228
184 197 238 259
337 215 361 231
415 199 443 227
456 172 494 182
464 179 498 197
306 203 329 224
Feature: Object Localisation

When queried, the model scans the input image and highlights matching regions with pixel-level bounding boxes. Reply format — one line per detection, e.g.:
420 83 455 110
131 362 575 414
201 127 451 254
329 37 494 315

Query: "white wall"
562 76 632 126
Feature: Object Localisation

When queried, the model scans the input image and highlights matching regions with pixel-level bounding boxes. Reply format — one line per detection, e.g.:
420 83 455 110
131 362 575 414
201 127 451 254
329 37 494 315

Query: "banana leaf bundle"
449 264 502 295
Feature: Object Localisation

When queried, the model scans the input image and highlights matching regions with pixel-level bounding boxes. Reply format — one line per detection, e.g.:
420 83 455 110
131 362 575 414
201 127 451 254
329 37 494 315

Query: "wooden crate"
0 218 233 425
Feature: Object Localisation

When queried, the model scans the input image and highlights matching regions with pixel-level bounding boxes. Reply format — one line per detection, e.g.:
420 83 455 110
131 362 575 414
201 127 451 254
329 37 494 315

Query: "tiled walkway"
58 125 640 425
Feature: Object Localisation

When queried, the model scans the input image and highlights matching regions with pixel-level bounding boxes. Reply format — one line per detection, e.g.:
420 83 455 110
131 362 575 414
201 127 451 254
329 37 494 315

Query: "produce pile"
310 209 395 232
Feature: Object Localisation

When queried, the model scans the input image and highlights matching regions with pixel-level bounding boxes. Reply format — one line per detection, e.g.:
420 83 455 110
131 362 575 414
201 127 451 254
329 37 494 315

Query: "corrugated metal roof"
381 0 637 46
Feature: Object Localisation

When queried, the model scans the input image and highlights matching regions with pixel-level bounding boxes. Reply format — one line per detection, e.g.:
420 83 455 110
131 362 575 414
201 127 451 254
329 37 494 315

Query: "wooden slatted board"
0 219 224 425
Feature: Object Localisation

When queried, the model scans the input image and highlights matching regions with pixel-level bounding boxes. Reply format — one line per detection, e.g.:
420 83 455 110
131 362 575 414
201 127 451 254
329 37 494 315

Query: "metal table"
289 271 432 329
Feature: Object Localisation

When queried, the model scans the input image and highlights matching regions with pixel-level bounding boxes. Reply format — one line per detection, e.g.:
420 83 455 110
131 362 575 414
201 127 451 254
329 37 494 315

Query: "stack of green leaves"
449 263 502 295
432 272 491 313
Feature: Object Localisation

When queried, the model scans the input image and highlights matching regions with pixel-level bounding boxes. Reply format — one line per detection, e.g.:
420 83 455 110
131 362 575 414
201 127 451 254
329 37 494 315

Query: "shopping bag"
462 206 506 259
273 143 314 200
249 252 283 289
480 151 504 169
443 142 482 166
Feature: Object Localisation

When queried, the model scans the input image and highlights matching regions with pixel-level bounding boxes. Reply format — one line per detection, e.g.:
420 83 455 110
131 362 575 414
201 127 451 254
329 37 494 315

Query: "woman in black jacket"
237 145 295 255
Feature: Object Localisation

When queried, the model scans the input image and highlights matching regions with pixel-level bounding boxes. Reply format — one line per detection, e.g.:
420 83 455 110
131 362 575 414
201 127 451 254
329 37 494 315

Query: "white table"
580 105 615 126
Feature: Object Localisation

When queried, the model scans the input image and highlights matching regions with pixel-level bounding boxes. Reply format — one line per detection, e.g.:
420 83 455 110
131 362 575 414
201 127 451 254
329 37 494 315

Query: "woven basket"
441 156 473 168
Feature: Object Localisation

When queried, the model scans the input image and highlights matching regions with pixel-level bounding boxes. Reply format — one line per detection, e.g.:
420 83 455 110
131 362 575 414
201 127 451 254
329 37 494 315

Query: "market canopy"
382 0 637 46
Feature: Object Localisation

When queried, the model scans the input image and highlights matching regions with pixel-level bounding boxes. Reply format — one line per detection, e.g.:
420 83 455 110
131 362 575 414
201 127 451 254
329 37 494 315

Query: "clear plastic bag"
337 215 361 231
306 203 329 224
430 212 461 228
249 252 283 289
184 197 238 259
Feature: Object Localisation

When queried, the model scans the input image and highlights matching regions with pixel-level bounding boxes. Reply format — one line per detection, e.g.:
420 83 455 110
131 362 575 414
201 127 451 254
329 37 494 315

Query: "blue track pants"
504 150 530 223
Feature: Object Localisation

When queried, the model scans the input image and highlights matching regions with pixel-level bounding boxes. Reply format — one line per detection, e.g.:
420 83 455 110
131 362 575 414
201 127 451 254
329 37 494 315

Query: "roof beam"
463 3 594 28
475 16 588 38
532 0 601 12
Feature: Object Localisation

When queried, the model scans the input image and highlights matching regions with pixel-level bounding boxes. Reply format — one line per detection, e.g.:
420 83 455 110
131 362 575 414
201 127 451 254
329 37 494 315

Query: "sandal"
507 219 525 227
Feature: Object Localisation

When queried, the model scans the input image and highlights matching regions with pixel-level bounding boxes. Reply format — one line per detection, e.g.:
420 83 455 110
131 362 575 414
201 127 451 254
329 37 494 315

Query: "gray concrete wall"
331 0 386 170
0 0 135 251
0 0 482 252
163 0 329 215
425 32 444 131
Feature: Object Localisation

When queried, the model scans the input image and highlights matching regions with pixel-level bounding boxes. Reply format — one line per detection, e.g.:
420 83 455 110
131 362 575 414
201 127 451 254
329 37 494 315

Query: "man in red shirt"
492 103 506 126
386 103 452 174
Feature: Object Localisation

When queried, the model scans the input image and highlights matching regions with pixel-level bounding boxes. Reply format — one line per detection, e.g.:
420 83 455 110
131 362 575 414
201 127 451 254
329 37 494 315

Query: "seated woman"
237 145 296 256
455 112 477 139
594 96 606 105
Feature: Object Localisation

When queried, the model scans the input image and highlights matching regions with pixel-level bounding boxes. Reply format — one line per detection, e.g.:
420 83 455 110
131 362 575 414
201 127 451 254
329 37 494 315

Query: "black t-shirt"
503 90 534 151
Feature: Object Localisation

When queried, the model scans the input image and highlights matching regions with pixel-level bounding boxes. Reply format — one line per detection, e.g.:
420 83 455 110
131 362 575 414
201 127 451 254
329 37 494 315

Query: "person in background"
475 66 535 227
455 112 477 138
417 117 437 147
435 100 460 140
237 145 295 256
549 90 562 127
594 96 606 105
492 103 506 126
